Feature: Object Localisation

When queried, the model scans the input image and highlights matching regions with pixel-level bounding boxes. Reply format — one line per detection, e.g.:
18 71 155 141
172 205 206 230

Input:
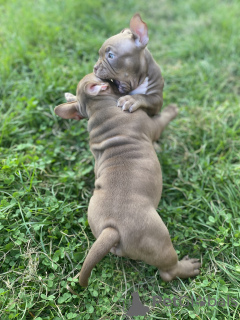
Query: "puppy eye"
108 52 114 59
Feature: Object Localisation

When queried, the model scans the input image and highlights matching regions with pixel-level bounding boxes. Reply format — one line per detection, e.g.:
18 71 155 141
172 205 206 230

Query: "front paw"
65 92 77 102
117 95 140 113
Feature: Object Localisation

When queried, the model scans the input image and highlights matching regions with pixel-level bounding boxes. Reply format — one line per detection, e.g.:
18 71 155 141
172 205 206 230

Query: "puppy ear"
85 83 109 96
54 101 83 120
130 13 149 47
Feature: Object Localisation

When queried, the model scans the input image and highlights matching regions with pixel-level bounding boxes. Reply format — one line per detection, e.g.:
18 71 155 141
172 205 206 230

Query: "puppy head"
54 73 116 120
94 14 149 94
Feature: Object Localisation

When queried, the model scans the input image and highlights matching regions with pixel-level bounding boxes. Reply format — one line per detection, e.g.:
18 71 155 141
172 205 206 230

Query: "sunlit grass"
0 0 240 319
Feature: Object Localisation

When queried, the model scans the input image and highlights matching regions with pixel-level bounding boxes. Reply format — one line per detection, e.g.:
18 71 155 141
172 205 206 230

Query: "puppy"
54 74 201 287
94 13 164 115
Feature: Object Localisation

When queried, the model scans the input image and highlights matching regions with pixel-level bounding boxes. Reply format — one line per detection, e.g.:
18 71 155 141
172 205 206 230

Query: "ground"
0 0 240 319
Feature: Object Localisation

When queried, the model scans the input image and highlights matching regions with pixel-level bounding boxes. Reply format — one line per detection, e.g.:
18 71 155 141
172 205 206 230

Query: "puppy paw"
159 256 201 282
178 256 201 278
165 104 179 116
65 92 77 102
117 95 140 112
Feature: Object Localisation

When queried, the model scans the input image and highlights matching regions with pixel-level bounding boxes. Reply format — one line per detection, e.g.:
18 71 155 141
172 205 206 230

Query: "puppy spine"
79 227 120 287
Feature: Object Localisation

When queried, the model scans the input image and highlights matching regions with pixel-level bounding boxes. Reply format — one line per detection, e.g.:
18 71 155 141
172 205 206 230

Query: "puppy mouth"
110 79 120 89
94 65 128 94
110 79 126 94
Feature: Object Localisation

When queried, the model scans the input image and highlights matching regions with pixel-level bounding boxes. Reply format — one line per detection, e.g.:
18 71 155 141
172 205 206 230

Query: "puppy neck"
85 95 118 119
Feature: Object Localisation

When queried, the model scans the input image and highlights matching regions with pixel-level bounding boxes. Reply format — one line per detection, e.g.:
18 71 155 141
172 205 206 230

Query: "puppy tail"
79 227 120 287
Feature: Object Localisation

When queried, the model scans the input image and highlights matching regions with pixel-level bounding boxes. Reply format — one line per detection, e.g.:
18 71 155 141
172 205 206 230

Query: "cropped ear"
85 82 109 96
54 101 83 120
130 13 149 47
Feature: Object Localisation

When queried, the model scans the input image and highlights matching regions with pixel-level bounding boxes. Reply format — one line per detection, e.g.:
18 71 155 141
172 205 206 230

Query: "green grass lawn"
0 0 240 319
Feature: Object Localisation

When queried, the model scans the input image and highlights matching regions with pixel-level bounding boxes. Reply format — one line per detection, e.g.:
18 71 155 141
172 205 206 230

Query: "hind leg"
155 223 201 281
140 211 201 281
150 104 178 141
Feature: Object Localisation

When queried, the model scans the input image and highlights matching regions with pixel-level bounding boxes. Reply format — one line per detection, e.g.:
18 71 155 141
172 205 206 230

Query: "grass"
0 0 240 319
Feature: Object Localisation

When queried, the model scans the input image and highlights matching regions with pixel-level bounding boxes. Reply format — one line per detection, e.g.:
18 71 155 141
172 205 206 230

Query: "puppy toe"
193 268 201 276
117 101 123 108
117 97 125 108
122 101 133 111
191 258 201 263
129 103 140 113
190 258 202 271
122 103 129 111
194 262 202 269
